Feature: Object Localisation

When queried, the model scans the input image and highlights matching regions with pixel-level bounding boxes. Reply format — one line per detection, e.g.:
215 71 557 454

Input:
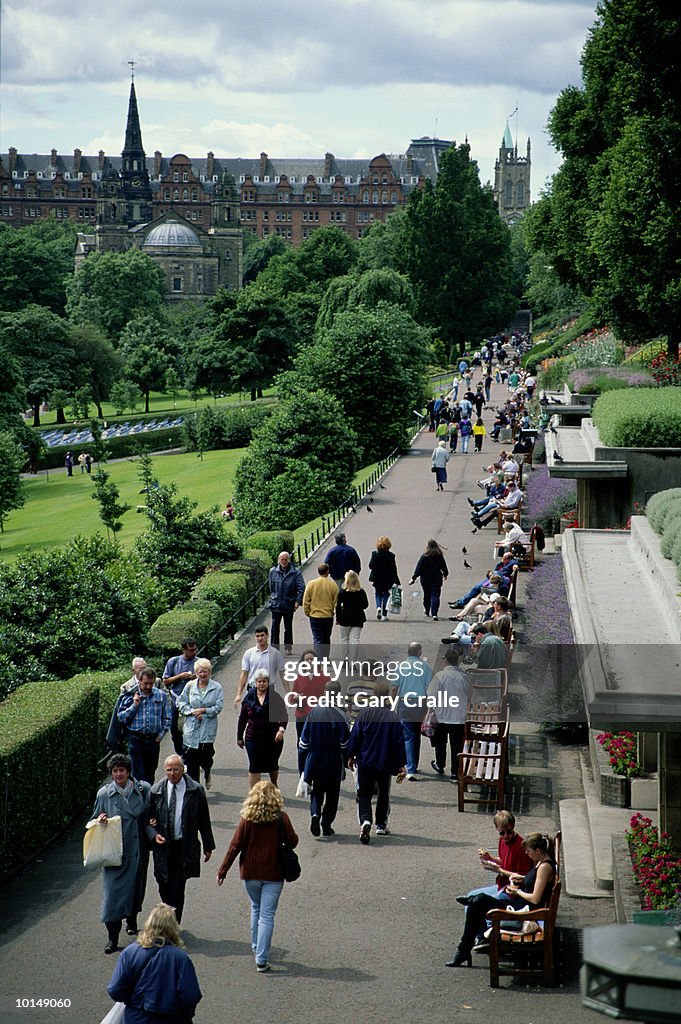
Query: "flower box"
630 776 658 811
590 729 630 807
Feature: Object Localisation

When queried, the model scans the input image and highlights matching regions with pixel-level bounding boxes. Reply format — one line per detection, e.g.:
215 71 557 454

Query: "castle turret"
493 119 531 225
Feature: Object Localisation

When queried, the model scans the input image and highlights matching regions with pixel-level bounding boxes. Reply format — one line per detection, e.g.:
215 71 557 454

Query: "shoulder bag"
277 815 301 882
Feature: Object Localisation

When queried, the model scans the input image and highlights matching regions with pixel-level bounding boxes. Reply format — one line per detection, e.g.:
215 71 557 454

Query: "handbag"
420 709 438 738
277 815 301 882
387 584 402 613
430 465 437 473
83 816 123 869
99 1003 125 1024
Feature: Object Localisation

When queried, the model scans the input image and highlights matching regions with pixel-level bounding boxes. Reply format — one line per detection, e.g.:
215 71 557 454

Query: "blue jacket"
347 705 406 775
299 706 350 783
326 542 361 581
269 563 305 612
107 941 201 1023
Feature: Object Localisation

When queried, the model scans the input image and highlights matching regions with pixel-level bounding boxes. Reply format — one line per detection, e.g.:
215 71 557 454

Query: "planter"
560 516 578 533
630 776 658 811
589 729 631 807
612 832 641 924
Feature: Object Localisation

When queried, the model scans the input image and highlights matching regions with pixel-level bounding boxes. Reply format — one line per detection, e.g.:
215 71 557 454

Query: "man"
429 648 472 778
163 638 199 756
326 533 362 590
496 517 530 555
302 563 338 656
105 657 148 752
117 667 172 784
455 809 533 954
299 680 351 838
122 656 148 694
470 480 523 528
234 625 286 706
347 681 406 844
472 625 508 669
268 551 305 654
390 642 433 781
147 754 215 924
449 553 517 609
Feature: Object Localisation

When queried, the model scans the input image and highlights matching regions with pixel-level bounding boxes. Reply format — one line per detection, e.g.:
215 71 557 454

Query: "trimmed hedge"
147 600 223 659
646 489 681 534
66 668 131 755
39 427 183 470
0 677 100 880
191 571 249 621
245 530 295 564
593 389 681 448
245 547 271 578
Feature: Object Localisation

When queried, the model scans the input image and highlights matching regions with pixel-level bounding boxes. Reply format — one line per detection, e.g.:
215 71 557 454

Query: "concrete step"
580 751 633 890
559 797 608 898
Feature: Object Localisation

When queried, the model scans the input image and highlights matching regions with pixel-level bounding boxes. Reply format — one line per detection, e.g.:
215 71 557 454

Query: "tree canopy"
0 305 75 425
65 249 167 340
0 221 77 314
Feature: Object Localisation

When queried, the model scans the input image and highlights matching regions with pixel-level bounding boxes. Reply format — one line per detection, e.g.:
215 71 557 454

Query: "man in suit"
147 754 215 924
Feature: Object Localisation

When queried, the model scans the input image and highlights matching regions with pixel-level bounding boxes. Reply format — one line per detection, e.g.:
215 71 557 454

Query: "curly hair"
138 903 184 949
376 536 392 551
241 780 284 823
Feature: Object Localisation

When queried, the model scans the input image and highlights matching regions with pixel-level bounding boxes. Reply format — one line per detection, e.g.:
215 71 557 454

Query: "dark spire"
123 80 146 160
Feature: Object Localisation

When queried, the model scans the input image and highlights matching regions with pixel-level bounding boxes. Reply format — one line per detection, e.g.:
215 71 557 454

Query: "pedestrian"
429 648 472 779
431 440 450 491
448 419 458 452
233 625 286 706
162 638 198 756
177 657 224 789
409 539 449 621
289 649 329 778
368 536 400 621
107 903 202 1021
117 667 172 784
65 451 74 476
85 452 92 474
78 451 88 473
302 562 338 656
484 370 493 403
390 642 433 780
268 551 305 654
325 532 361 589
473 417 487 452
336 569 369 668
216 781 299 973
459 415 473 454
237 670 288 788
147 755 215 925
91 753 151 954
299 680 351 837
347 681 407 843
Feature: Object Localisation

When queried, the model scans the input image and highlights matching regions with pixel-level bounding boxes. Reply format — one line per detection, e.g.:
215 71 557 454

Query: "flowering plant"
646 353 681 387
564 328 624 368
627 813 681 910
596 731 644 777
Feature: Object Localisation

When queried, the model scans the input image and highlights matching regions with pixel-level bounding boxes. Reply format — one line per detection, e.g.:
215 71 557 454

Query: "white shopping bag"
83 816 123 869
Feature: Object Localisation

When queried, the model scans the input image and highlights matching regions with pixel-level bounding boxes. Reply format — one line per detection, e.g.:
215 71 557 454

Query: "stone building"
493 120 531 225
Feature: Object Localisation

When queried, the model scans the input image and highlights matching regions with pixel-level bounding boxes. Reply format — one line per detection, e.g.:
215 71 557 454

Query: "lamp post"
582 924 681 1021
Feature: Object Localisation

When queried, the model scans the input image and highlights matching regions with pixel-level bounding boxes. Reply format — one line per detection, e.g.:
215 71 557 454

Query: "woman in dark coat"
336 569 369 668
409 539 449 621
237 670 288 789
368 536 400 620
91 753 151 953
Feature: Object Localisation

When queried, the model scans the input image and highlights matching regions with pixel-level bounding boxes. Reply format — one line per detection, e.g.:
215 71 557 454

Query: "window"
26 186 37 198
78 207 94 219
262 226 269 235
1 205 13 216
183 189 189 200
191 189 198 201
164 189 170 200
55 207 69 219
363 190 369 203
27 207 40 218
172 277 182 292
372 191 378 204
517 182 525 205
505 180 513 205
262 210 269 221
391 190 397 203
54 187 66 198
242 189 255 202
381 190 388 203
382 175 388 185
182 172 189 182
81 187 93 198
173 172 179 182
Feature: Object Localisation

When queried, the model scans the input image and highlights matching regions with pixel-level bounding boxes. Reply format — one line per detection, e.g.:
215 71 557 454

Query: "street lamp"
582 924 681 1021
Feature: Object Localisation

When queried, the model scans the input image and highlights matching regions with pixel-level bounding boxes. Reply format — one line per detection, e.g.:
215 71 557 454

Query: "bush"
182 403 274 452
147 600 223 660
538 356 572 391
646 489 681 534
567 367 655 394
525 465 577 532
191 571 249 621
245 531 295 564
66 668 129 757
0 677 100 879
593 389 681 447
245 547 272 577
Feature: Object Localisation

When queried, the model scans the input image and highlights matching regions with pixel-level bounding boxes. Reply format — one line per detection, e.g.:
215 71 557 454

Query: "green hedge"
0 677 100 880
593 389 681 447
38 427 183 470
646 489 681 534
147 600 223 659
66 668 131 754
191 571 249 621
245 547 271 578
245 530 295 564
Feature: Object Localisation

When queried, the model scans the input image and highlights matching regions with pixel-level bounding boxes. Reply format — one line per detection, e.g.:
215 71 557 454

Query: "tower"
209 171 243 291
493 121 531 225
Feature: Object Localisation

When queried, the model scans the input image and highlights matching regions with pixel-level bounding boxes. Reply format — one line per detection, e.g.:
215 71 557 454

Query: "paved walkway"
0 380 616 1024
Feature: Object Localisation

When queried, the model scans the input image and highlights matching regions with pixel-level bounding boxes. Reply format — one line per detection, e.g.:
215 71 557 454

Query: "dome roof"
143 220 201 248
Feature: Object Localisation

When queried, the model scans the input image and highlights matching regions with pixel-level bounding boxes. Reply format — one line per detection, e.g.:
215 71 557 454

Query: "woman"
107 903 202 1022
446 832 557 966
237 670 288 788
290 649 330 775
336 570 369 668
91 753 151 954
431 440 450 491
368 536 400 621
216 781 299 972
177 657 224 789
450 574 506 621
409 539 449 621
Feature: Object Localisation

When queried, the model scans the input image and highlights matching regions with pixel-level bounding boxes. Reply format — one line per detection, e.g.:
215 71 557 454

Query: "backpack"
533 524 546 551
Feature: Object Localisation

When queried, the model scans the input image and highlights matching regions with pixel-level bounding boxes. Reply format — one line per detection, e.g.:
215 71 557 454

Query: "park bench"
506 565 519 608
515 525 537 571
457 717 509 812
487 832 562 988
465 702 508 740
466 667 508 707
496 503 523 533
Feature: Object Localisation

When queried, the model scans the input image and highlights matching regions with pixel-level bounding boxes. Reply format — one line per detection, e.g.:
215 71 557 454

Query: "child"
473 417 487 453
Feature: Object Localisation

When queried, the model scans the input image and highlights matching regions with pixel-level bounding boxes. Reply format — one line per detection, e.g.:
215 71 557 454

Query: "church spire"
123 79 146 161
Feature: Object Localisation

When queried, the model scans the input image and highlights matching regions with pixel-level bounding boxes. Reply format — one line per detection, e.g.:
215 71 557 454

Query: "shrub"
245 531 295 564
245 547 272 578
567 367 655 394
627 813 681 911
593 388 681 447
39 427 183 470
0 677 100 879
66 668 129 757
538 357 572 391
147 600 223 660
660 516 681 560
191 571 249 620
182 403 274 452
644 489 681 534
525 465 577 532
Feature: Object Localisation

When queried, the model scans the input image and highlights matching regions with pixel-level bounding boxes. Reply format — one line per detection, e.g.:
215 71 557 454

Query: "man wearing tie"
147 755 215 924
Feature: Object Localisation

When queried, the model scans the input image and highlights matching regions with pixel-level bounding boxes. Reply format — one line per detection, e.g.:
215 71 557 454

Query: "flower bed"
627 813 681 911
525 464 577 533
568 366 655 394
563 327 624 367
645 353 681 387
597 731 644 778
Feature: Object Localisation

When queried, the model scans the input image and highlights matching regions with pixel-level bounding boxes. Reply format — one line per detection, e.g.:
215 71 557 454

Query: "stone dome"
143 220 201 248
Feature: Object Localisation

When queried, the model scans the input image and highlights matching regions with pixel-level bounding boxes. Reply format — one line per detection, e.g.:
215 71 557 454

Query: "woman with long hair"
336 569 369 668
409 539 449 621
216 781 299 973
237 670 288 788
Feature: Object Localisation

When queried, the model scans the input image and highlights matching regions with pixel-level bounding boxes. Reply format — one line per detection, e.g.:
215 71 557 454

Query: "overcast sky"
1 0 598 196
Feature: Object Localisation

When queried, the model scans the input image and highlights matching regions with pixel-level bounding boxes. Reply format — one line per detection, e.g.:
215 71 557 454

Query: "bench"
506 565 519 608
465 702 508 740
457 718 509 812
515 526 536 571
487 832 562 988
466 668 509 707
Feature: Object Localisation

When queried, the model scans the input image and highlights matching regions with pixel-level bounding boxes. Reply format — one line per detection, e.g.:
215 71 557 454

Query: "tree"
119 315 176 412
65 249 167 340
49 387 70 425
0 305 75 425
242 230 288 284
69 386 92 422
401 143 517 355
91 467 131 539
0 430 25 535
109 379 143 415
315 267 415 335
0 221 77 314
357 207 409 271
69 323 123 418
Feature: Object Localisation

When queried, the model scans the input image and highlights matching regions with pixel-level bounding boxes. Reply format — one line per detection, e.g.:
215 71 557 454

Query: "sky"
0 0 599 196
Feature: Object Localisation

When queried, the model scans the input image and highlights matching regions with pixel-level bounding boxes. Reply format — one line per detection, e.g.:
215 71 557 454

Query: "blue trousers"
401 720 422 774
244 880 284 967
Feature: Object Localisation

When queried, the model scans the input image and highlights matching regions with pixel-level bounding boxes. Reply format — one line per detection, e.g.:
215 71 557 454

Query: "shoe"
383 610 388 619
125 917 138 935
472 940 491 954
477 480 485 489
359 821 371 845
104 940 118 954
445 951 472 968
467 498 476 507
375 825 390 835
406 773 417 781
204 772 212 790
471 517 483 527
322 827 335 837
432 614 438 621
284 645 293 656
256 962 271 972
441 636 460 644
449 773 457 780
424 610 430 617
431 760 444 776
310 814 321 837
456 895 471 907
376 609 382 620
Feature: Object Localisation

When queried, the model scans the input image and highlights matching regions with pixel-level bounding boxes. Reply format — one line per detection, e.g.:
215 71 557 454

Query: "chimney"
9 147 17 174
406 153 413 175
206 151 214 180
98 150 105 171
73 148 82 174
259 151 268 178
324 152 334 179
154 150 162 177
51 148 58 167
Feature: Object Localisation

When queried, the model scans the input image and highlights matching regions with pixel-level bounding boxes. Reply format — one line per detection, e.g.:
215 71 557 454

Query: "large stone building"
493 120 531 225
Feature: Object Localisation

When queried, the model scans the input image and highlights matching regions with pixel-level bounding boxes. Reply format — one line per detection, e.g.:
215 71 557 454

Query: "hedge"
66 668 131 755
0 677 100 879
646 489 681 534
245 547 271 578
245 530 295 564
191 571 249 622
147 600 223 660
38 427 183 470
593 389 681 448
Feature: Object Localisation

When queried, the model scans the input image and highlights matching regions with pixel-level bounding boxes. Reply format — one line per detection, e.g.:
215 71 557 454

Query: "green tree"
49 387 70 425
242 230 288 284
163 367 181 408
69 323 123 418
91 466 131 539
119 315 176 412
0 430 25 535
401 143 517 356
316 267 415 335
109 379 143 415
0 221 77 314
65 249 167 340
357 207 409 271
0 305 75 425
69 386 92 422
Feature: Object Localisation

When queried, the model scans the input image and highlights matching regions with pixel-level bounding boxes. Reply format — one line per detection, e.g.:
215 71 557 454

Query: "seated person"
474 621 509 668
449 579 506 623
449 553 517 610
470 481 523 528
490 411 509 441
496 518 530 555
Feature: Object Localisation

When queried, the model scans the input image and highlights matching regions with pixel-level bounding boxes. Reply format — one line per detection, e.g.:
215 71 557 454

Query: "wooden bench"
465 702 508 740
487 832 562 988
457 718 509 812
496 503 523 534
515 525 536 571
466 668 509 707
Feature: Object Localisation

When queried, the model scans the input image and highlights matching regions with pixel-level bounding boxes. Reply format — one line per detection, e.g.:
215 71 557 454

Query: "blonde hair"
376 536 392 551
194 657 212 674
343 570 361 592
138 903 184 949
241 780 284 823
